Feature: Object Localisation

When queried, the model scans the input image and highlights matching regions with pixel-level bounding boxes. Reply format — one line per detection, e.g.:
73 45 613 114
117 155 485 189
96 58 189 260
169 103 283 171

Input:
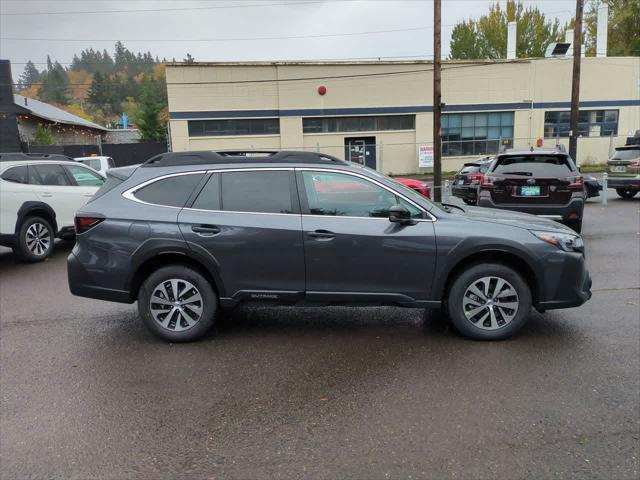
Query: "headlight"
531 230 584 252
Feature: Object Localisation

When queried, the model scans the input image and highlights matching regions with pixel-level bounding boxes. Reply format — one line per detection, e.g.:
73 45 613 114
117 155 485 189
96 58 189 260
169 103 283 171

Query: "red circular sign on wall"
318 86 327 95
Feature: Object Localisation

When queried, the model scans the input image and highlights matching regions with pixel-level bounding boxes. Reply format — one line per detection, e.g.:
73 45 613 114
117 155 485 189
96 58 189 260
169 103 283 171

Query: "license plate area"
611 166 626 173
519 186 541 196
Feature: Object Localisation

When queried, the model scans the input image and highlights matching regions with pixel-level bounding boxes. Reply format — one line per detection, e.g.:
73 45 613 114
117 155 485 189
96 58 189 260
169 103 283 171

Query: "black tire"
446 263 532 340
13 216 54 262
616 189 636 199
566 218 583 233
462 198 476 205
138 265 218 342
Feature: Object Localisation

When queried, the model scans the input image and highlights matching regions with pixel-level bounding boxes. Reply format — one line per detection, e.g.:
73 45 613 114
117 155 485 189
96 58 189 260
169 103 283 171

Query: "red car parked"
394 178 431 198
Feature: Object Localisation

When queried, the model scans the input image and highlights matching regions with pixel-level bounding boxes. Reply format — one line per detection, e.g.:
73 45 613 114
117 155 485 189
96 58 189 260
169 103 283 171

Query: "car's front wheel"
138 265 218 342
13 216 54 262
616 188 637 199
446 263 532 340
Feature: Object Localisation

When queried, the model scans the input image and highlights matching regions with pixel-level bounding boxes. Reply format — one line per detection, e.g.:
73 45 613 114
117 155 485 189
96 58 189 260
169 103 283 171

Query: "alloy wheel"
25 222 51 257
462 276 519 330
149 279 203 332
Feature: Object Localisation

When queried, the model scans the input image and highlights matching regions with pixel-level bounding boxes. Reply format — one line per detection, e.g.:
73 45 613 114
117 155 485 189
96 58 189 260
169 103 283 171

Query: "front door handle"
191 225 221 236
307 229 335 240
41 193 53 198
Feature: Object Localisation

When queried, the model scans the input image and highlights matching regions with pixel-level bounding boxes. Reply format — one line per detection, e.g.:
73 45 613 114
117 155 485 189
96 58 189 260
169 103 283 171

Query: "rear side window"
31 164 72 186
192 174 221 210
492 155 574 175
459 165 481 175
1 165 28 184
134 173 204 207
221 171 293 214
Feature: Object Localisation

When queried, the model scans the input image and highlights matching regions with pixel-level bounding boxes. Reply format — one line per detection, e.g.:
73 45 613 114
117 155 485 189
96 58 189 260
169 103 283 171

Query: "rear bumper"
477 195 584 221
452 185 478 201
67 251 133 303
607 177 640 190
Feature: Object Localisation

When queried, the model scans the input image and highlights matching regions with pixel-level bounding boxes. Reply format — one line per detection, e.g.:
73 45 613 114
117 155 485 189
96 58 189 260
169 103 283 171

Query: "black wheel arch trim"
128 239 226 300
431 239 543 303
16 201 58 235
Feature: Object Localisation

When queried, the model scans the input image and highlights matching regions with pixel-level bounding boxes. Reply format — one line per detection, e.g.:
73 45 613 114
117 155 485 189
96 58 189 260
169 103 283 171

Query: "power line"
0 0 350 16
1 25 448 43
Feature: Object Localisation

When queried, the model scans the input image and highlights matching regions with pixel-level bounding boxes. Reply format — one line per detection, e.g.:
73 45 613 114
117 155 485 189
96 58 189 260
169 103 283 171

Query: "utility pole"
569 0 583 162
433 0 442 202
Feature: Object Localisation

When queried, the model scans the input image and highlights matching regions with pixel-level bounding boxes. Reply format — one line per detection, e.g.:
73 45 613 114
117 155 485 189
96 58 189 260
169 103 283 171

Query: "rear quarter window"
1 165 28 184
492 155 574 175
133 173 204 207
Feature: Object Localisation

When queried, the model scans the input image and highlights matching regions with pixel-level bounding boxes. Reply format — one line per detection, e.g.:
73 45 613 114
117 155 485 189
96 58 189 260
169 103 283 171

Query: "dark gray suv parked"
68 151 592 342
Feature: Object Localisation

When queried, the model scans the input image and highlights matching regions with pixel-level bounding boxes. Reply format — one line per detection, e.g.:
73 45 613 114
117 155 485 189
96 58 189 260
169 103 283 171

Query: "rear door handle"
191 225 221 236
41 193 53 198
307 229 335 240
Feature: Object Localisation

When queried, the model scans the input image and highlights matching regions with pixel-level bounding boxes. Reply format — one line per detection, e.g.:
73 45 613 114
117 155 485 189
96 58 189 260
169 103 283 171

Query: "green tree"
584 0 640 56
135 79 165 142
33 124 53 145
39 61 69 104
450 1 568 59
18 61 41 90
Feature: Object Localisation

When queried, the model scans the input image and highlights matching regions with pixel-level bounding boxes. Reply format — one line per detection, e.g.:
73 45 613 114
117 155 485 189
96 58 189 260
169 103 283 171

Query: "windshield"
491 155 574 175
612 149 640 161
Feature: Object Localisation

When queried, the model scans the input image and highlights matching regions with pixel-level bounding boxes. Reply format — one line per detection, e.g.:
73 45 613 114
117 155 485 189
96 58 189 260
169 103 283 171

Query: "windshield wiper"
501 171 533 176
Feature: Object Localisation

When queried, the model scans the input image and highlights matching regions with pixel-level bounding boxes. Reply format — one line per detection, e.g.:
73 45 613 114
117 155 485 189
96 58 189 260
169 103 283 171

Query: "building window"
441 112 514 157
188 118 280 137
544 110 618 138
302 115 415 134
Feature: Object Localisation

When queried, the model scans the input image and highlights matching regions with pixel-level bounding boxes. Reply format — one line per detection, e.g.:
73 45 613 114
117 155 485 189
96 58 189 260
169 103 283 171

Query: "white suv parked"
0 153 105 262
75 155 115 175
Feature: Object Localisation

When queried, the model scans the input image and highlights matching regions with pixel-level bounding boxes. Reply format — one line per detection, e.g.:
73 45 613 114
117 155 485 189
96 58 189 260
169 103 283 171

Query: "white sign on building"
418 145 433 168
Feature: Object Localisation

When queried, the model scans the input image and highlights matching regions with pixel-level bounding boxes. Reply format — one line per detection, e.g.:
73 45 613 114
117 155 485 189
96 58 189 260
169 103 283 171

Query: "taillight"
468 173 484 184
566 175 584 190
628 160 640 168
481 175 497 189
75 215 104 234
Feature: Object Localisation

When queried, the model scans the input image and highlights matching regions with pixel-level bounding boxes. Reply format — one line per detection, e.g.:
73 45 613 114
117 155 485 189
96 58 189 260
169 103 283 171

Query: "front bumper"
535 251 592 310
607 177 640 190
477 195 584 221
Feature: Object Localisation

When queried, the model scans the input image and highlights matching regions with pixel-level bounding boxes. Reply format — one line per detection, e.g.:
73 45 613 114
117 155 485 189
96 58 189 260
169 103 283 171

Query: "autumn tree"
450 1 569 59
584 0 640 56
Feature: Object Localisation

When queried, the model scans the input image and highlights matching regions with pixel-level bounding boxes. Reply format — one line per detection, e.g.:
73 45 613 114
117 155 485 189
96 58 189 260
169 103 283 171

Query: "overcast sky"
1 0 575 80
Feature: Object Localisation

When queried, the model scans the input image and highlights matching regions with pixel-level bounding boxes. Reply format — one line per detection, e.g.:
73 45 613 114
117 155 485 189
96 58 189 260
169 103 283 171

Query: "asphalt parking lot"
1 190 639 479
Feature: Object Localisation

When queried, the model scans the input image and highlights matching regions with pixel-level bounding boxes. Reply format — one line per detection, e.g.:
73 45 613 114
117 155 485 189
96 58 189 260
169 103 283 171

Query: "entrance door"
345 137 376 169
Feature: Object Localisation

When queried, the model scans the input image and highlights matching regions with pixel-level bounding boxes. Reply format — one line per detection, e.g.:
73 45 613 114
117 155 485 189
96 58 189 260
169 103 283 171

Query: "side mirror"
389 204 415 225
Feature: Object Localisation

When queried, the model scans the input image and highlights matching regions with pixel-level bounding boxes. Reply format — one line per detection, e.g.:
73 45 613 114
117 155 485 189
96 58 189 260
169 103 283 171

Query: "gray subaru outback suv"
68 150 591 342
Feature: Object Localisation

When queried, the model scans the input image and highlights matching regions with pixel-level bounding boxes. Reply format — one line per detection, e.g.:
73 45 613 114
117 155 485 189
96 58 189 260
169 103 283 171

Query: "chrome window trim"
296 167 436 222
122 170 207 208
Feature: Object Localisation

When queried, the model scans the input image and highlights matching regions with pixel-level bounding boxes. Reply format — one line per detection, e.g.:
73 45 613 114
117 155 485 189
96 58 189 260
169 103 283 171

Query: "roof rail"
0 152 74 162
141 150 348 167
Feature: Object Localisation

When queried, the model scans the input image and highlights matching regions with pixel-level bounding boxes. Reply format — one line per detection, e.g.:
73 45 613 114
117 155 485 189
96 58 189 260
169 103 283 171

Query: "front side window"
30 164 71 186
301 171 421 218
64 165 104 186
134 173 204 207
221 171 293 214
1 165 28 184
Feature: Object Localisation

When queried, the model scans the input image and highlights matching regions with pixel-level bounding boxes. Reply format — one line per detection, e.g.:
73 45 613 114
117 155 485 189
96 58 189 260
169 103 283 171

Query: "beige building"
167 57 639 174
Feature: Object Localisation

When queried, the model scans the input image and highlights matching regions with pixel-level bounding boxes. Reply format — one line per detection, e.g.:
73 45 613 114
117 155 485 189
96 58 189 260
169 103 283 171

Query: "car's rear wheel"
616 188 636 199
462 198 476 205
13 216 54 262
138 265 217 342
446 263 532 340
